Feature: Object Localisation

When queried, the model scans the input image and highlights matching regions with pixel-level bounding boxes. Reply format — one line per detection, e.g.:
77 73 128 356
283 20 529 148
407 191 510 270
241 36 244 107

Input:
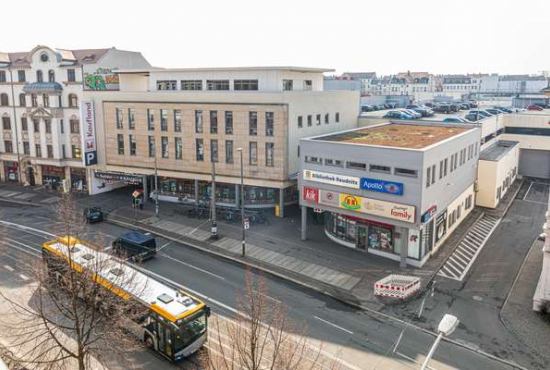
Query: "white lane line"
19 274 29 281
159 253 226 281
0 240 41 258
523 182 534 201
3 265 14 272
522 199 548 205
157 242 171 252
314 316 354 335
0 220 57 238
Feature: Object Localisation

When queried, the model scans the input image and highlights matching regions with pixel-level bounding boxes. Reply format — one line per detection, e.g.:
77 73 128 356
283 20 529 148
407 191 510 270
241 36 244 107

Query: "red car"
527 104 544 111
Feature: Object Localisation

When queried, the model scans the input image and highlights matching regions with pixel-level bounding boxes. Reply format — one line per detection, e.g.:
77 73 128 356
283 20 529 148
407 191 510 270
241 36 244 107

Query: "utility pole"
154 148 159 217
210 159 218 239
237 148 246 257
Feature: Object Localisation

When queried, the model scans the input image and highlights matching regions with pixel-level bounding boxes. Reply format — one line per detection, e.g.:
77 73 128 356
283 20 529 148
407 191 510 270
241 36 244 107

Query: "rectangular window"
234 79 258 91
431 164 436 184
43 94 49 107
207 80 229 91
370 164 391 173
161 137 169 158
59 119 63 133
129 134 137 156
335 112 340 123
128 108 135 129
35 144 42 158
31 94 37 107
147 109 155 130
70 119 79 134
21 117 28 131
225 111 233 134
174 110 181 132
225 140 234 164
297 116 303 128
33 119 39 132
45 119 52 134
307 115 312 127
160 109 168 131
283 79 293 91
325 158 343 167
347 161 367 170
67 69 75 82
175 138 183 159
2 117 11 130
117 134 124 155
4 141 12 153
265 112 274 136
474 142 478 156
426 166 432 188
266 143 274 167
325 113 329 124
71 145 80 159
181 80 202 90
249 112 258 136
195 110 203 133
306 156 323 164
210 111 218 134
394 168 418 177
116 108 123 129
196 139 204 161
18 70 26 82
316 114 321 125
211 139 218 162
47 145 53 158
148 136 155 157
156 80 177 90
304 80 312 90
439 160 444 179
0 71 5 82
249 142 258 165
23 142 30 155
457 205 462 219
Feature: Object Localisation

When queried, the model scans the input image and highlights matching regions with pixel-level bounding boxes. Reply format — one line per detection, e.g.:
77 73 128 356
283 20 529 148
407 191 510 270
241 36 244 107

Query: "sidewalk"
500 238 550 364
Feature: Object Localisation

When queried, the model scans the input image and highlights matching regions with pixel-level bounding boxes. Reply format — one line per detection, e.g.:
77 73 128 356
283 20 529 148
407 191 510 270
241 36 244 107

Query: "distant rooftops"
0 46 115 67
116 66 334 74
312 123 473 149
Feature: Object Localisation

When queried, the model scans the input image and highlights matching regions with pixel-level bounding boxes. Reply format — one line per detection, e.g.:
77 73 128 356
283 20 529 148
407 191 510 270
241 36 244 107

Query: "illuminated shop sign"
360 177 404 196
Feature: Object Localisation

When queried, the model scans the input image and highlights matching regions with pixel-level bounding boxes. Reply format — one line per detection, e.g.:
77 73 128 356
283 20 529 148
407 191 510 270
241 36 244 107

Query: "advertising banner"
303 170 359 189
302 187 319 203
360 177 404 196
84 68 120 91
80 100 98 166
319 190 340 207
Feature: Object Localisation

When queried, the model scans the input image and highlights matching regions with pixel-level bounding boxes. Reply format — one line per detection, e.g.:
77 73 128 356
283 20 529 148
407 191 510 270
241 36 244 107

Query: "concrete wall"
501 112 550 150
476 144 519 208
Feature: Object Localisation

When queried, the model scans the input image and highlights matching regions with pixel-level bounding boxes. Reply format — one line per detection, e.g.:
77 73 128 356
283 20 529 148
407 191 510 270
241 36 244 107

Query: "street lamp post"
210 160 218 239
420 314 459 370
237 148 245 257
154 148 159 217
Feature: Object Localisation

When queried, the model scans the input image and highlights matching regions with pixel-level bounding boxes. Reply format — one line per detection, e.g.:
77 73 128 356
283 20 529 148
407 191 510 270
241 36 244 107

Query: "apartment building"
299 122 481 267
86 67 359 216
0 45 150 190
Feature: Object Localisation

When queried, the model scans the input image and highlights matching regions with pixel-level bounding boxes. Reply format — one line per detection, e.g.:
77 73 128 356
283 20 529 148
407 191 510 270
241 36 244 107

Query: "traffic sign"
244 218 250 230
314 207 324 213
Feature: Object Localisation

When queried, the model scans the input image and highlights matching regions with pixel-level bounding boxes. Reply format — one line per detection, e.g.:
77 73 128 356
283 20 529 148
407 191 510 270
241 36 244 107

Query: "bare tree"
203 269 339 370
0 193 148 370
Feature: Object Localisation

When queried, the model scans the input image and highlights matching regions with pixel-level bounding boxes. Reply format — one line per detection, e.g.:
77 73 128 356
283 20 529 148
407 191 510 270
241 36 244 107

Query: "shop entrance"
357 226 367 250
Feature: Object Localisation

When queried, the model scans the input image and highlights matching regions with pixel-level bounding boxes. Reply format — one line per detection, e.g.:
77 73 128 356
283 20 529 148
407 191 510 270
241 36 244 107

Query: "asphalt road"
0 200 525 370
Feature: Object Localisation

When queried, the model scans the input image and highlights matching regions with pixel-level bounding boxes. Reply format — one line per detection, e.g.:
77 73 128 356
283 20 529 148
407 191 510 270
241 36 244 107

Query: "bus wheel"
145 336 154 350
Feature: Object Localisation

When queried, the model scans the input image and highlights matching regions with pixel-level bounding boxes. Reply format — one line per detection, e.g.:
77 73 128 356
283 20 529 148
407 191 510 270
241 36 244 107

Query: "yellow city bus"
42 236 209 362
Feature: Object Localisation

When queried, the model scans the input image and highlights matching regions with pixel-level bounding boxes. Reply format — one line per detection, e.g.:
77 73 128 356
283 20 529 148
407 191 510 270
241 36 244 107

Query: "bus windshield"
174 310 207 352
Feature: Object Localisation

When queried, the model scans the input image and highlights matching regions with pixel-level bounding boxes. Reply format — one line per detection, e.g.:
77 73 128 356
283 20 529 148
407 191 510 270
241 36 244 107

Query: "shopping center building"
85 67 359 215
299 122 481 267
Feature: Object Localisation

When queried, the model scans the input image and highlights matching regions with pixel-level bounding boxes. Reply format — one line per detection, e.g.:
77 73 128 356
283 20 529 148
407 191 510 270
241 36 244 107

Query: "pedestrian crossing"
0 189 59 204
437 214 501 281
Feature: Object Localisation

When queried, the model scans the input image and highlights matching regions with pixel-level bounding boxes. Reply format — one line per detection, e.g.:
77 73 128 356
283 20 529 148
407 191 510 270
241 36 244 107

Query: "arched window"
31 94 38 107
48 70 55 82
43 94 50 108
36 70 43 83
19 93 26 107
69 94 78 108
0 93 8 106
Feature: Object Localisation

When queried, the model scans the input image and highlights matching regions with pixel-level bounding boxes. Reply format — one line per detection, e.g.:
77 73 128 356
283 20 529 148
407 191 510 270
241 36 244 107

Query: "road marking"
159 253 226 280
314 316 354 335
157 242 171 252
19 274 29 281
523 182 534 201
0 240 41 258
0 220 56 238
3 265 14 272
521 199 548 205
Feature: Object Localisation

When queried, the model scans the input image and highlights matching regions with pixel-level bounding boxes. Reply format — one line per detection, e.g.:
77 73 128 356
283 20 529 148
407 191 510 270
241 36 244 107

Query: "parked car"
424 102 436 108
465 110 492 121
411 107 434 117
383 110 413 119
112 231 157 262
400 109 421 119
493 106 514 113
433 104 452 113
406 104 421 110
468 101 478 108
443 117 470 123
527 104 544 111
361 105 374 112
449 103 460 112
387 103 397 109
459 103 470 110
84 207 103 223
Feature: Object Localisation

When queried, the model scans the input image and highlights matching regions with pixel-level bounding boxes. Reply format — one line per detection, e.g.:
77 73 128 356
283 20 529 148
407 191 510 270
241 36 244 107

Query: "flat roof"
479 140 519 161
117 66 334 74
314 123 472 149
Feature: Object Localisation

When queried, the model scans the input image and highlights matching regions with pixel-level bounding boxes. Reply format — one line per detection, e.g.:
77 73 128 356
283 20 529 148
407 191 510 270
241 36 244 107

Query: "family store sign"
302 170 359 189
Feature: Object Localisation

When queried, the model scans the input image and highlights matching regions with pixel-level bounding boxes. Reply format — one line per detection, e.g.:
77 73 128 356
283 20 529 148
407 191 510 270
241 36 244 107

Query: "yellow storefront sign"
336 192 416 223
339 194 362 211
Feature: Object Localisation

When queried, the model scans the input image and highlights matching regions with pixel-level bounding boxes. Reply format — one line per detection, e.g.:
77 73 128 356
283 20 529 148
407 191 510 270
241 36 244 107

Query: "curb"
106 215 528 370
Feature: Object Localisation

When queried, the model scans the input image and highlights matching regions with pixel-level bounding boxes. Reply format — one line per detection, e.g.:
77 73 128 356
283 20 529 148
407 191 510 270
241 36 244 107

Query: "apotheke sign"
360 177 404 196
303 170 359 189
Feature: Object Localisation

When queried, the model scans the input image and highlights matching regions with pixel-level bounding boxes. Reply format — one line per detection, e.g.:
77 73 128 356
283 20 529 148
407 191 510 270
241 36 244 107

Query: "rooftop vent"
179 296 194 307
110 268 124 277
158 293 174 304
81 253 95 261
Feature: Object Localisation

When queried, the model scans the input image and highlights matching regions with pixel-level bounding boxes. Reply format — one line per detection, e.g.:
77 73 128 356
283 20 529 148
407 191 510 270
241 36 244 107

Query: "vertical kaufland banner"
80 100 98 166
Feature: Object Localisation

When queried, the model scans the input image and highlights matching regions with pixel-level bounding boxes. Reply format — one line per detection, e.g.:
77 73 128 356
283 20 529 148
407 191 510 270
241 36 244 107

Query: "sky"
3 0 550 76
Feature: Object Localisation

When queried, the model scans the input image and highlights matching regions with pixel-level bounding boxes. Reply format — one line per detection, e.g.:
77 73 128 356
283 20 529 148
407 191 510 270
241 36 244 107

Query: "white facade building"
0 45 150 189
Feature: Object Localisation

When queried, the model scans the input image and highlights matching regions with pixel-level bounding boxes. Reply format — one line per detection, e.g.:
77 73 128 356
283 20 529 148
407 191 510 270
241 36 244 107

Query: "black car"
112 231 157 262
459 103 470 110
84 207 103 223
361 105 374 112
433 104 451 113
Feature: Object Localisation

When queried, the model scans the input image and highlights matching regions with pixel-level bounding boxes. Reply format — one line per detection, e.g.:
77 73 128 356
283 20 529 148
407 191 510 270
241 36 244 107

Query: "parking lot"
522 179 550 205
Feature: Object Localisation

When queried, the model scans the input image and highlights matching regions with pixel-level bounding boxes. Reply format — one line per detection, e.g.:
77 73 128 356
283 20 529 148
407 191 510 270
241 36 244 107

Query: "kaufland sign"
80 100 98 166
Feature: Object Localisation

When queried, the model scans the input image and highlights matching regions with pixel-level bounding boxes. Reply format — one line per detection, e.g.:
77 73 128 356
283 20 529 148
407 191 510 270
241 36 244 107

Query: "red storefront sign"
302 187 319 203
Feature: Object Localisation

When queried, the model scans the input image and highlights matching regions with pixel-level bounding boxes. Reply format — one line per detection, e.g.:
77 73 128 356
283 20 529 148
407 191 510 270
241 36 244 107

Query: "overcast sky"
4 0 549 76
